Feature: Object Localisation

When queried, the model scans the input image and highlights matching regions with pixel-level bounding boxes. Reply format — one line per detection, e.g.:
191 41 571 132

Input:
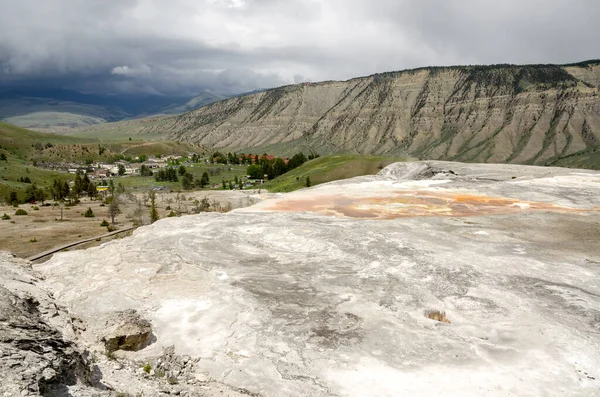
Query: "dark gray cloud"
1 0 598 96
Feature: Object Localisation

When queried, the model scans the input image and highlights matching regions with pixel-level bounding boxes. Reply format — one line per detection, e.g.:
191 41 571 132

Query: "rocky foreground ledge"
2 161 600 396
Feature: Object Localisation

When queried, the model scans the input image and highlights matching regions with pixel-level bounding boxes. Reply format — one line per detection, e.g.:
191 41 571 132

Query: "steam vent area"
11 161 599 396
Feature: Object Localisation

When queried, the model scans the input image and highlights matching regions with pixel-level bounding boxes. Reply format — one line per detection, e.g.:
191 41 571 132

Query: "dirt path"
120 142 155 154
26 226 135 262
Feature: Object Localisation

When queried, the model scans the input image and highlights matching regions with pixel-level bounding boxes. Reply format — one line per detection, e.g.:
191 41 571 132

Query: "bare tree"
108 195 121 225
133 198 144 227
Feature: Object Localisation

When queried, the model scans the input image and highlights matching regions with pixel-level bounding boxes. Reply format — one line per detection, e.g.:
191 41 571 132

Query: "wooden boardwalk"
26 226 135 262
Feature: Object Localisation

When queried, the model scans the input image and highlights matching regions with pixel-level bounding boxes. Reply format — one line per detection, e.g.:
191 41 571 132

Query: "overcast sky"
1 0 599 97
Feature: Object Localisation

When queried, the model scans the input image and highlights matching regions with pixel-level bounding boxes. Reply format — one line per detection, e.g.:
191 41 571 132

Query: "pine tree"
149 190 159 224
200 172 210 188
74 173 83 196
87 182 97 199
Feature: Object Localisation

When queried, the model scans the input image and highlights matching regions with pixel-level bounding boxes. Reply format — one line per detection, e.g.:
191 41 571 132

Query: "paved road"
26 226 135 262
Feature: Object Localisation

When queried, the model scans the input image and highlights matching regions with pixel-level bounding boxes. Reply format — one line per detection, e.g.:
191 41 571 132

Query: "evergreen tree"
62 181 70 200
288 152 307 170
182 172 194 190
149 190 159 224
200 172 210 188
140 164 153 177
34 186 46 204
7 191 18 205
305 176 311 187
87 182 97 199
82 174 90 192
273 158 287 177
73 173 83 196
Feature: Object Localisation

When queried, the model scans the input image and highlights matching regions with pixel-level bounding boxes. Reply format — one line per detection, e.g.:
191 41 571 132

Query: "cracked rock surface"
27 161 600 396
0 252 96 397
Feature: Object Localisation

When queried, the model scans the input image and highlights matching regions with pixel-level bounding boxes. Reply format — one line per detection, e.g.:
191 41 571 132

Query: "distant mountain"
158 92 229 115
0 89 228 132
135 60 600 169
0 95 127 121
3 112 109 133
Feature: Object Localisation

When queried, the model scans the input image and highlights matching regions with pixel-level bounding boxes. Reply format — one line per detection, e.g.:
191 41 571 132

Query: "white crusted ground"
35 161 600 396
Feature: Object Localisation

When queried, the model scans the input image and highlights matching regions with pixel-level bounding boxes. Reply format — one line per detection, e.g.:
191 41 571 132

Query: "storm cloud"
1 0 598 96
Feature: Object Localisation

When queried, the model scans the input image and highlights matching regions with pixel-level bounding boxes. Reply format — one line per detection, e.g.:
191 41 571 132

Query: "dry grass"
424 309 451 323
0 190 256 258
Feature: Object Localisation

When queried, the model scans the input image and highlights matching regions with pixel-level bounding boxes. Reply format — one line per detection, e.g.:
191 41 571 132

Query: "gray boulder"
99 309 153 353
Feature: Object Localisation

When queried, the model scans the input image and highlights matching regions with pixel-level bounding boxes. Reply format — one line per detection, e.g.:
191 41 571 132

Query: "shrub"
29 237 37 243
424 309 450 323
167 210 177 217
15 209 28 216
84 207 95 217
143 362 152 373
31 206 39 210
100 219 109 227
1 213 10 220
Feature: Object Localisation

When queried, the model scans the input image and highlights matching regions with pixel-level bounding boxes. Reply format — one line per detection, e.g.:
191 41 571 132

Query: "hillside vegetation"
262 155 408 192
119 61 600 169
0 122 201 199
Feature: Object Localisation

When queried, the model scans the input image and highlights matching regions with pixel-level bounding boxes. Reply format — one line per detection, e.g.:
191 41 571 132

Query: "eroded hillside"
141 62 600 167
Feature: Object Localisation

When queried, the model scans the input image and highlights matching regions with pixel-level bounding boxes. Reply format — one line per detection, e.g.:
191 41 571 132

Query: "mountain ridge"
132 60 600 168
0 89 230 132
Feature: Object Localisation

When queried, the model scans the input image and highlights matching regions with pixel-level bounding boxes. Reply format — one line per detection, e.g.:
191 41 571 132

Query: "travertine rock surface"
27 161 600 396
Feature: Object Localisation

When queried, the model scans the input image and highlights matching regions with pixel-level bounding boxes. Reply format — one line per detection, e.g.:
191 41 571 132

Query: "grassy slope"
0 122 203 200
0 123 90 200
551 148 600 169
118 163 248 191
67 116 171 141
263 155 408 192
4 112 107 131
0 122 200 161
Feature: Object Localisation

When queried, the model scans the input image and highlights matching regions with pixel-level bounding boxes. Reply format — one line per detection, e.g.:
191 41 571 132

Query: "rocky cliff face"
0 252 95 396
142 62 600 166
